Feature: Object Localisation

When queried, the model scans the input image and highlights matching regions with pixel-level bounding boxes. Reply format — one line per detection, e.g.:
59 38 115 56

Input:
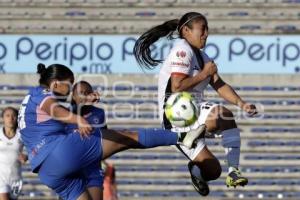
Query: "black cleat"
188 161 210 196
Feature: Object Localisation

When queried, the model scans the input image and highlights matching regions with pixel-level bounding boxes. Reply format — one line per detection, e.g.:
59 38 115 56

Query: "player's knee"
205 106 221 132
220 106 234 119
218 106 237 129
201 159 222 181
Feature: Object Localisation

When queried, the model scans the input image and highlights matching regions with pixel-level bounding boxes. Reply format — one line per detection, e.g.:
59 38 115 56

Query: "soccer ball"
164 92 199 127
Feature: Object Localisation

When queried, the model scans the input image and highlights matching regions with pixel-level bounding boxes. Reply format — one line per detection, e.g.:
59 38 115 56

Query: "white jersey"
158 39 213 122
0 128 22 181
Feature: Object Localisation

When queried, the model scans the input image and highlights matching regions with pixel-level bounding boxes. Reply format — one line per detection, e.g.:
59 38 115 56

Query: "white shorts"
0 178 22 198
170 102 218 160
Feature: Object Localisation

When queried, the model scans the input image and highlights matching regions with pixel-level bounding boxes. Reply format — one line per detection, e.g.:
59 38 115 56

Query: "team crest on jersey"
176 50 186 58
93 117 99 124
42 89 51 95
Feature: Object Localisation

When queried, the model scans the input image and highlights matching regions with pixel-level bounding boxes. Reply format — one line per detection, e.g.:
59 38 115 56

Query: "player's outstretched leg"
101 126 206 159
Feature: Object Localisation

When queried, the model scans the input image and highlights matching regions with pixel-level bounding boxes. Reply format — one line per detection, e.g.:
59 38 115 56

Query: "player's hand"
84 92 100 105
78 117 93 138
202 61 218 77
18 153 28 164
241 102 258 117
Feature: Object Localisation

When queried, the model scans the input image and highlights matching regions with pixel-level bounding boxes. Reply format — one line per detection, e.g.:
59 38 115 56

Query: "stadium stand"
0 0 300 34
0 74 299 200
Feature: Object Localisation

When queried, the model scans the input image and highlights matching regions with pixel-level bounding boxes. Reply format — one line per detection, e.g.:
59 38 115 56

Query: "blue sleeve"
95 108 106 126
31 89 54 107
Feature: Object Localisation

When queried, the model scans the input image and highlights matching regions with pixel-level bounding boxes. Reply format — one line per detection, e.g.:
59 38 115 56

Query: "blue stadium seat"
259 100 277 105
289 127 300 132
287 141 300 146
0 85 14 90
245 155 300 160
248 140 300 146
279 86 299 91
147 86 158 91
113 85 133 91
135 11 156 17
65 11 86 16
14 85 33 90
228 11 249 16
283 0 300 3
278 100 297 106
138 113 158 119
134 85 147 91
240 86 259 91
260 86 279 91
123 0 139 3
275 25 297 31
251 127 269 133
240 25 261 30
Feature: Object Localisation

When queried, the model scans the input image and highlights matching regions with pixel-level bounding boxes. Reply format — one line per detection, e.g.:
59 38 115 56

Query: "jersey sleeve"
168 46 193 76
31 89 55 108
201 51 213 64
96 108 106 128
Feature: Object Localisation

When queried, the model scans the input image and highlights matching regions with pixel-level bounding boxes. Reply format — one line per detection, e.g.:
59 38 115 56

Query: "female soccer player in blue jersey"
69 81 107 130
18 63 205 200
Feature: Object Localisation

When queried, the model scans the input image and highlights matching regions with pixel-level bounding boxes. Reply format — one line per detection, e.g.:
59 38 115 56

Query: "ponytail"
133 19 179 69
37 63 46 75
134 12 207 70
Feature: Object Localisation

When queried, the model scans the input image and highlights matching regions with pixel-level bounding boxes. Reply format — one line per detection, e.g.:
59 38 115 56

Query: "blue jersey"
65 106 106 133
18 86 65 172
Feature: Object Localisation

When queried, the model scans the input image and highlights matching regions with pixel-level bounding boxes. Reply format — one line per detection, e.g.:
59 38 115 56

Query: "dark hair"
133 12 207 69
72 81 93 93
2 107 18 131
1 106 18 118
71 81 93 107
37 63 74 86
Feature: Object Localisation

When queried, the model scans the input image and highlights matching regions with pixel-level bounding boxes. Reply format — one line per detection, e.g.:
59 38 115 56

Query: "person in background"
102 161 118 200
0 107 27 200
70 81 118 200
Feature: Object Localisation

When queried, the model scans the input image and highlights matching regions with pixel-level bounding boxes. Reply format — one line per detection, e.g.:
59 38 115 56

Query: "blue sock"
137 128 178 148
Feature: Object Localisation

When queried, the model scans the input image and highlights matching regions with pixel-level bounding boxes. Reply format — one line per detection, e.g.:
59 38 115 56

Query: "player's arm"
171 63 214 92
170 49 217 92
18 144 28 164
210 73 257 116
40 97 92 136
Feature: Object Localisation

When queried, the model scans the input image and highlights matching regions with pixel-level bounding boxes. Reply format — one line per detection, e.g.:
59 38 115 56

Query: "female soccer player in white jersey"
134 12 257 195
18 63 205 200
0 107 27 200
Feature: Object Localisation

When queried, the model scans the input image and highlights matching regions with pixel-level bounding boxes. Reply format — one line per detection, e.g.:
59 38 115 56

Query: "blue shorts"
38 129 103 200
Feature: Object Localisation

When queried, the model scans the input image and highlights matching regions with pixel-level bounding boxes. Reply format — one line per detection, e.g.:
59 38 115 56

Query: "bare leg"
205 106 237 132
0 193 10 200
87 187 103 200
101 129 140 159
191 146 222 181
101 128 185 159
76 190 92 200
